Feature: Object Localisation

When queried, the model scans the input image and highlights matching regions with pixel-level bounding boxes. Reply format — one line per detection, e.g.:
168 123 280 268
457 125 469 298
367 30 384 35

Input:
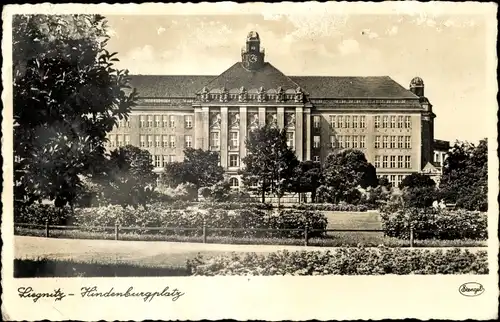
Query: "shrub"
14 203 73 225
290 203 369 212
187 248 489 276
380 207 487 240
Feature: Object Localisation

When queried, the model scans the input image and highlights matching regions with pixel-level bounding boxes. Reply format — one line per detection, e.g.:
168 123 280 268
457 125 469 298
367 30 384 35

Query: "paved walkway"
15 236 486 264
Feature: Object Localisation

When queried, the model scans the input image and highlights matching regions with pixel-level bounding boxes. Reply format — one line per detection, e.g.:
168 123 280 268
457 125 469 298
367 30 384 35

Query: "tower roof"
247 31 260 40
410 76 424 87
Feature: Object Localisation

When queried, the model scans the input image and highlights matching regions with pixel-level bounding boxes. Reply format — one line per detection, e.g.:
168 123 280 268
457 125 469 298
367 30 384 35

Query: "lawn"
322 211 382 230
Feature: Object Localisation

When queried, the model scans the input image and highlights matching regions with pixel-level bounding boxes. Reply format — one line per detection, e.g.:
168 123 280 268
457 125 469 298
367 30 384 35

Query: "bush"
198 202 273 211
14 203 73 225
187 248 489 276
380 207 487 240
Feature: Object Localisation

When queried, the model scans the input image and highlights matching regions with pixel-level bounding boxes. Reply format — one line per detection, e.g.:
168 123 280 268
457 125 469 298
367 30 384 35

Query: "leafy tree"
290 161 323 203
439 139 487 211
13 14 137 208
163 148 224 191
240 125 299 205
378 177 392 190
399 173 436 189
105 145 156 209
318 149 378 204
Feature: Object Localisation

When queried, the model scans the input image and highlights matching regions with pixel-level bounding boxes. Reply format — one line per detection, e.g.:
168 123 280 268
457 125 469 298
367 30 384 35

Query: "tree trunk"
261 188 265 203
311 190 316 203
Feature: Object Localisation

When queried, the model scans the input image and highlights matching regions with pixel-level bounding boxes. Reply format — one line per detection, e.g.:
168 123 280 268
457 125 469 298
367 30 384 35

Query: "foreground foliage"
187 248 489 276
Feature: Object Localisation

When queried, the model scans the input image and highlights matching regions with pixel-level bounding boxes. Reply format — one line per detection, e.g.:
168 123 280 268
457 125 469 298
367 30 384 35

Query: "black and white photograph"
2 2 498 321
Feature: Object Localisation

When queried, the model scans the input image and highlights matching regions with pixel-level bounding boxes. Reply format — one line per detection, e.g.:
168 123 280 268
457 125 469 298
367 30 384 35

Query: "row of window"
116 115 194 129
318 135 367 149
108 135 193 149
379 174 407 188
108 134 130 147
153 155 177 167
375 136 411 149
374 155 412 169
312 115 412 129
374 116 411 129
209 131 241 149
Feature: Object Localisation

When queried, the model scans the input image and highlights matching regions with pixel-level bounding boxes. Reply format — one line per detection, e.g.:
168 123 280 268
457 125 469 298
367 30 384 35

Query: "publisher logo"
459 282 485 297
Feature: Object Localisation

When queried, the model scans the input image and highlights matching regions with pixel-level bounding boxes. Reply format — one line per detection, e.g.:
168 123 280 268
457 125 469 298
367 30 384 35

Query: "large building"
107 31 436 188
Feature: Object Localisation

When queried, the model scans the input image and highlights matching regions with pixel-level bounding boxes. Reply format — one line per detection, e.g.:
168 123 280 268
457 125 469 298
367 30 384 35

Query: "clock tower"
241 31 265 70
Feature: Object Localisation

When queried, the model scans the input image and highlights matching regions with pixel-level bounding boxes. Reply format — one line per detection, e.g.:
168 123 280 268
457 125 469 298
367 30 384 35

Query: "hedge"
289 203 369 212
380 207 487 240
187 248 489 276
15 204 327 239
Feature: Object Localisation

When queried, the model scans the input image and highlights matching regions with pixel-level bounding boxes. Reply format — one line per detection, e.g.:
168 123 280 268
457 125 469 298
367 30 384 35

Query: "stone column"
194 108 203 149
220 107 228 168
277 107 285 129
295 106 304 161
258 107 266 127
304 107 311 160
239 106 247 160
201 107 209 150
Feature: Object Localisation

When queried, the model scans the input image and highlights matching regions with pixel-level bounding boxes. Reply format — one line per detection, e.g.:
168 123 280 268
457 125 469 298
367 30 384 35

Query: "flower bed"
380 207 487 240
187 247 489 276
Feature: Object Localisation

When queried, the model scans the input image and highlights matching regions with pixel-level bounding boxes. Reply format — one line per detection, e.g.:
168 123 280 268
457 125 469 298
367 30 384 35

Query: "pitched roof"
128 75 216 98
200 62 301 93
290 76 418 99
128 66 418 99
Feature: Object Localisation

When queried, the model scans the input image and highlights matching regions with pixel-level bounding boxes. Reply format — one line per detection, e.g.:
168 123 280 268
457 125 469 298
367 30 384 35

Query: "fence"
15 219 420 247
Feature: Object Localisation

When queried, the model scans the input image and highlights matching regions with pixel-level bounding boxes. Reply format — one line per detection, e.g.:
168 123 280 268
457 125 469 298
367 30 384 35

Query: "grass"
14 258 190 277
15 227 487 248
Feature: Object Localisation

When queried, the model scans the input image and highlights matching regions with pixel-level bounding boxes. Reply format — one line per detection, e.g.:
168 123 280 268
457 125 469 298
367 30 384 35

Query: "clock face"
249 54 258 63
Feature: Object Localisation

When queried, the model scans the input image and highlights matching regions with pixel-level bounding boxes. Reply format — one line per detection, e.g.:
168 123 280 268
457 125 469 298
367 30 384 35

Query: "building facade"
107 31 436 188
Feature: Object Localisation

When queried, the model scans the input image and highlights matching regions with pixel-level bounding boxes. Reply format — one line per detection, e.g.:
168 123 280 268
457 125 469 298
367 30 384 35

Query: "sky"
104 10 494 143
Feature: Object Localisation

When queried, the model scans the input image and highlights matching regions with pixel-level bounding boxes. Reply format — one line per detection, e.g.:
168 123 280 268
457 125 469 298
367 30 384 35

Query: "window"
405 156 411 169
155 115 161 127
117 135 123 147
108 134 115 147
352 136 359 148
398 136 404 149
398 155 404 168
360 116 366 128
229 177 239 188
390 116 396 128
344 115 350 128
229 132 239 149
352 116 358 128
434 152 440 163
169 115 175 128
382 136 388 148
163 115 169 128
124 135 130 146
117 119 123 128
337 116 343 128
126 120 130 128
313 115 321 128
286 132 294 149
397 116 403 128
210 132 220 149
390 136 396 149
162 135 168 148
169 135 176 148
405 116 411 128
229 154 239 167
140 135 146 148
147 115 153 128
382 156 388 168
140 115 146 128
147 135 153 148
374 116 380 128
185 115 193 128
338 136 344 149
329 115 336 128
154 155 161 167
397 175 405 187
163 155 169 167
330 135 336 148
390 175 396 187
375 136 380 149
405 136 411 149
360 135 366 148
185 135 192 148
345 135 351 148
374 156 381 168
313 136 321 148
155 135 161 147
382 116 388 128
169 155 175 163
390 156 396 168
313 155 320 162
